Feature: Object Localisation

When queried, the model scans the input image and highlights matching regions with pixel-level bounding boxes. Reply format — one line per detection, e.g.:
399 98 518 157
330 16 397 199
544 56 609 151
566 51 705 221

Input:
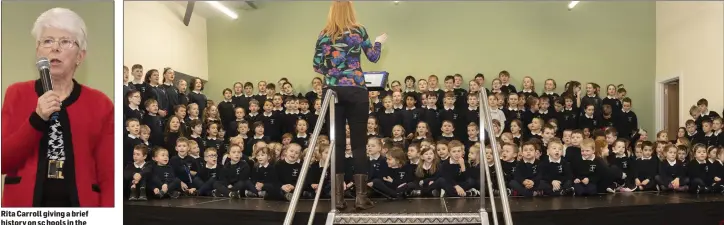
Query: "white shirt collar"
469 137 479 142
539 110 548 114
286 159 301 164
444 106 455 111
469 106 478 111
394 104 404 110
545 91 554 95
128 104 139 110
565 107 573 111
523 159 536 164
285 110 299 114
369 153 381 161
410 158 420 164
714 130 722 136
641 156 652 160
522 89 533 93
406 106 416 110
622 109 630 113
607 96 617 99
192 90 202 94
297 133 308 138
585 114 594 119
667 160 677 166
442 133 454 137
134 161 146 168
549 158 561 163
582 156 594 161
207 137 217 140
393 137 404 142
128 134 138 139
258 162 270 168
345 151 353 158
131 80 143 85
248 112 258 117
385 109 395 114
263 111 273 117
701 110 710 117
254 134 265 139
508 107 518 111
423 163 432 170
530 131 542 136
367 132 377 136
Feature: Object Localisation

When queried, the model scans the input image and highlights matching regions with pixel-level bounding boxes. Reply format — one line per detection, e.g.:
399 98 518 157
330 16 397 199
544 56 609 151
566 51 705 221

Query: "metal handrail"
479 91 514 225
283 90 337 225
477 91 498 225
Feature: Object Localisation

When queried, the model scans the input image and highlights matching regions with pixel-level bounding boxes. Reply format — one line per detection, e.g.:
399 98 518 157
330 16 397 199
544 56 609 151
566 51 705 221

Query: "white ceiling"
169 1 254 19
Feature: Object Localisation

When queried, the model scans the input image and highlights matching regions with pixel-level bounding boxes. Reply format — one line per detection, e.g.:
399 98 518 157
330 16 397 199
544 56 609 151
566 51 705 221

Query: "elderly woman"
312 1 387 210
1 8 113 207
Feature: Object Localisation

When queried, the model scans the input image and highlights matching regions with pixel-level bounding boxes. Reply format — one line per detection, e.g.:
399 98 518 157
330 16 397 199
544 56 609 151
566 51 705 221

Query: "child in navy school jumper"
248 121 271 153
565 130 584 163
371 147 415 199
191 148 218 197
281 97 300 135
436 140 451 162
509 120 523 145
272 93 285 112
503 94 523 131
571 139 604 196
226 107 246 140
693 119 717 147
539 140 574 196
213 145 251 198
391 125 409 150
366 117 381 139
409 146 442 197
245 99 262 127
305 144 332 199
124 118 144 165
143 99 164 148
466 143 483 197
218 89 236 131
615 98 638 139
262 100 282 142
465 94 481 128
687 144 711 193
407 143 422 167
150 148 182 199
509 141 542 197
521 97 540 126
633 141 658 191
578 104 601 131
464 123 480 154
276 143 303 201
298 99 312 123
293 119 310 149
709 147 724 193
600 104 616 128
437 140 473 197
203 122 224 164
438 120 458 142
439 91 465 139
366 138 389 192
169 137 197 195
499 143 518 195
656 144 689 192
402 95 425 137
498 71 517 95
581 83 602 115
536 96 555 124
410 122 433 145
518 76 538 101
124 145 152 201
524 118 544 142
378 96 403 138
423 92 442 139
607 139 635 192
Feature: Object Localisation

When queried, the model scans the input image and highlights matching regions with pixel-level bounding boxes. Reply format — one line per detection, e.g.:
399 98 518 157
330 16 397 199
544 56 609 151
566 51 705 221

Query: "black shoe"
211 190 219 197
245 190 258 198
409 190 421 197
302 191 314 199
229 191 238 199
138 187 148 201
259 191 267 198
169 191 181 199
155 191 165 199
284 193 293 201
129 188 138 201
560 187 574 196
235 190 242 199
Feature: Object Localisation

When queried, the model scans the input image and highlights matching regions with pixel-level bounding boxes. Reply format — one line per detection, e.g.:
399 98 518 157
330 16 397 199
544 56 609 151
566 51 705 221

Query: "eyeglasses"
206 154 218 158
38 37 78 49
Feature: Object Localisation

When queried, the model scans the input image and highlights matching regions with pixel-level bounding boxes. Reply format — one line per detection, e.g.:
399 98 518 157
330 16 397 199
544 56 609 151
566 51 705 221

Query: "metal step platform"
328 212 487 224
284 91 512 225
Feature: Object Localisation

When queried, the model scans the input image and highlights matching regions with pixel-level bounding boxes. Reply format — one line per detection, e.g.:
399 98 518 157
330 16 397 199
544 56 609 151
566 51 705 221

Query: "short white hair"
31 8 88 51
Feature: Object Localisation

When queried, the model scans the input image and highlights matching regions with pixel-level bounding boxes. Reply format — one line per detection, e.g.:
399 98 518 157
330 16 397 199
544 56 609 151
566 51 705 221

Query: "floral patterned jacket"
313 25 382 88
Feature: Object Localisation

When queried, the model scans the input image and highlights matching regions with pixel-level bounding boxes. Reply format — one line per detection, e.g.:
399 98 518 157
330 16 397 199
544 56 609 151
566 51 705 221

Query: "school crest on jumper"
532 165 538 174
453 113 459 120
236 167 241 175
292 168 299 177
622 161 628 169
398 172 406 180
589 164 596 172
164 172 170 178
557 165 563 173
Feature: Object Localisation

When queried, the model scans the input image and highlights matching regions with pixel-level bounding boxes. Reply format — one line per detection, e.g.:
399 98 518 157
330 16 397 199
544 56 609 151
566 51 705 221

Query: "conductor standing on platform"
312 1 387 210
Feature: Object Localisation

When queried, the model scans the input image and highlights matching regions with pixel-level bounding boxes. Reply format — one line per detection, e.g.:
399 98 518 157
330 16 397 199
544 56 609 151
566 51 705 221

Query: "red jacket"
1 80 114 207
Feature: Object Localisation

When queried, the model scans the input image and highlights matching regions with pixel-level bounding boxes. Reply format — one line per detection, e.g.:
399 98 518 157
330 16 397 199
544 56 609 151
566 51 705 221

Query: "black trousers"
40 179 71 207
213 180 250 196
437 177 474 197
539 180 573 196
634 177 657 191
371 179 410 198
326 86 370 175
655 175 689 191
509 180 541 197
192 177 216 196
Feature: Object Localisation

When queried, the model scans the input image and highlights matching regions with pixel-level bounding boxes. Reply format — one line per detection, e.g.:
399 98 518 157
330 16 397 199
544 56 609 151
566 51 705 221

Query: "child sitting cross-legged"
245 147 278 198
371 147 415 200
213 145 251 198
539 139 574 196
124 144 152 201
191 148 218 197
150 147 182 199
509 141 543 197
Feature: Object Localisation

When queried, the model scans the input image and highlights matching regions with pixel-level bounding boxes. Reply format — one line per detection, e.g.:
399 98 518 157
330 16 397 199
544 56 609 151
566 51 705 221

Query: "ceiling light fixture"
568 1 580 10
207 1 238 19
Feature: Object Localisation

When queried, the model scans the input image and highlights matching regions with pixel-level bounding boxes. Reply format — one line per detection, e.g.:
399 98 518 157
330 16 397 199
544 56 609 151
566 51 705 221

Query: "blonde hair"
468 143 481 166
322 1 360 43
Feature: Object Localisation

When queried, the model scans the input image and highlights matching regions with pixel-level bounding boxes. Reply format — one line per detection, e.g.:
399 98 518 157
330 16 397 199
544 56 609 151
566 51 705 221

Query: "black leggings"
327 86 370 175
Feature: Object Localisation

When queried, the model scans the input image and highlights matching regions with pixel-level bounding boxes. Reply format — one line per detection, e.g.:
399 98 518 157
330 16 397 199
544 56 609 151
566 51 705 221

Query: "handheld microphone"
36 57 58 121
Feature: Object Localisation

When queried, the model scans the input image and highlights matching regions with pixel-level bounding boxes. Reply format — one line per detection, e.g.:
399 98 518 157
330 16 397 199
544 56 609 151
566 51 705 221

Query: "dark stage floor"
125 193 724 225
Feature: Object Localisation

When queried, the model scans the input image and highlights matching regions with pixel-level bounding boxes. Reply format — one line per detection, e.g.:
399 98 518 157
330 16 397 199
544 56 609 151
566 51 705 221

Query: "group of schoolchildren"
122 65 724 201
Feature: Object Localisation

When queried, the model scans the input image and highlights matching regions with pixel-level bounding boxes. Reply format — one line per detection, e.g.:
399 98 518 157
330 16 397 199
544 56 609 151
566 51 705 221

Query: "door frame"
655 73 683 133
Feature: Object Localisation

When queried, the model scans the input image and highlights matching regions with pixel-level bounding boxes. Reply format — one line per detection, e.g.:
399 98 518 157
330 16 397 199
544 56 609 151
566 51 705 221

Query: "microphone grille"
36 57 50 69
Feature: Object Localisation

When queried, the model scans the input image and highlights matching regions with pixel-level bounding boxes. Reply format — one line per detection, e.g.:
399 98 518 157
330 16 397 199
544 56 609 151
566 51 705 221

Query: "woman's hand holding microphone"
36 90 61 121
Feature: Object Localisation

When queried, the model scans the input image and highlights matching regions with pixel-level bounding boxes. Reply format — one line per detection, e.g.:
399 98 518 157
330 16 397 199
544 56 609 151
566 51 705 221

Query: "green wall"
206 1 656 132
1 1 114 104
